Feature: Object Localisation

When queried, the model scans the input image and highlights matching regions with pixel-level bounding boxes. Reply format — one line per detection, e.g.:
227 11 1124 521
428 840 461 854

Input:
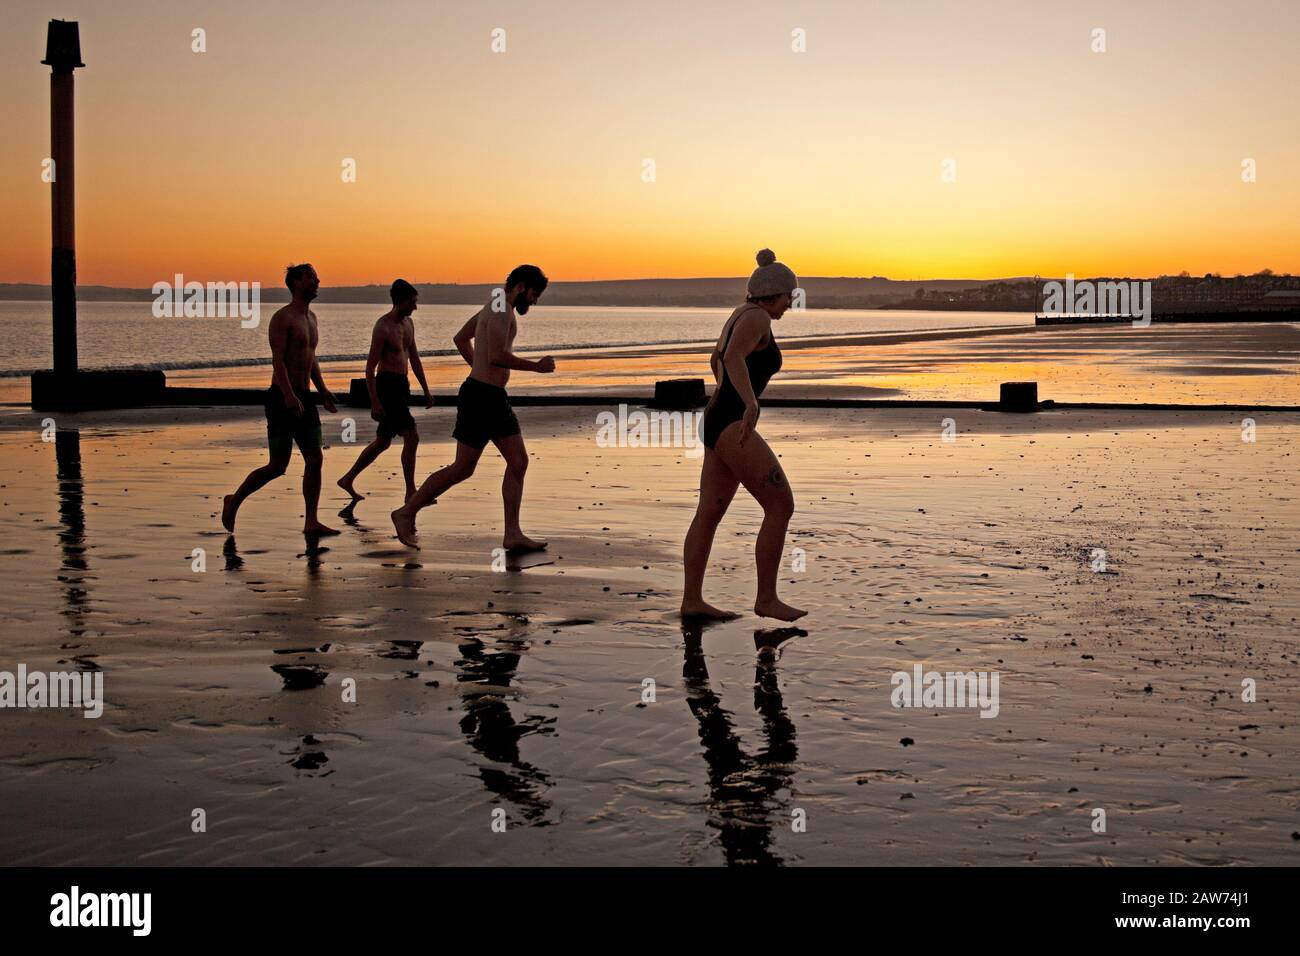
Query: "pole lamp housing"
42 19 85 72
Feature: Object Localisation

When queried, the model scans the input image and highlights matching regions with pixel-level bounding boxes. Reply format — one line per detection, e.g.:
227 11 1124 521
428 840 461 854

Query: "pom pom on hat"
747 248 797 299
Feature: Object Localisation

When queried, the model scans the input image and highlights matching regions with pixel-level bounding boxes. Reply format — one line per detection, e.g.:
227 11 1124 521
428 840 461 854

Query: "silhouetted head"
505 264 548 315
285 263 319 302
745 249 797 318
390 279 419 316
748 290 793 318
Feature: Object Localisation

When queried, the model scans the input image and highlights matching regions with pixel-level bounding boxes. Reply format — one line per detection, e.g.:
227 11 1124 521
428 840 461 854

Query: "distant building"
1260 289 1300 310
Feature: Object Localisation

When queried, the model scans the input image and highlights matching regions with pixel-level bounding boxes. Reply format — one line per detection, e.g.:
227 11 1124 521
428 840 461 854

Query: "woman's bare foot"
754 597 806 622
337 477 363 500
303 521 341 536
391 508 419 548
503 534 547 552
221 494 238 533
679 600 739 621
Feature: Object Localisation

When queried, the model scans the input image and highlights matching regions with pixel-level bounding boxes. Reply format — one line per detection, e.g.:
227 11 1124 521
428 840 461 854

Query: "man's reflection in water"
222 534 244 571
456 638 555 824
682 624 804 866
298 539 330 576
55 429 89 637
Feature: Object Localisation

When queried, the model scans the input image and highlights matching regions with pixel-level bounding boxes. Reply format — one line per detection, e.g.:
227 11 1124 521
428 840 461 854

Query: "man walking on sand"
222 263 340 537
390 264 554 550
337 279 433 502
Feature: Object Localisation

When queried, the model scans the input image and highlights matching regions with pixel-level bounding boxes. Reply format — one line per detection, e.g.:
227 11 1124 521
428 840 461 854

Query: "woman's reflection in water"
456 637 555 824
682 623 804 865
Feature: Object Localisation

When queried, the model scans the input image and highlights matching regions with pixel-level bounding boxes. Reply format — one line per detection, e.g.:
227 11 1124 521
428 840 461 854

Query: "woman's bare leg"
681 448 740 619
713 424 804 621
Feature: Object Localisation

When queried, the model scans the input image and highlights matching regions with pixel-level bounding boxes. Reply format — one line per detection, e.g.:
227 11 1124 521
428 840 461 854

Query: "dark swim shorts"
265 385 322 456
452 377 520 450
374 371 416 439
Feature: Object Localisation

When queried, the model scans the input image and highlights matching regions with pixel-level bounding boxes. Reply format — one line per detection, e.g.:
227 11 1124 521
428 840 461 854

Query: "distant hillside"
0 277 1021 310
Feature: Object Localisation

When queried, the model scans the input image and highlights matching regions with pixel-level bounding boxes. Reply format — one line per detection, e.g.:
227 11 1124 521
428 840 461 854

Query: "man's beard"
513 293 531 315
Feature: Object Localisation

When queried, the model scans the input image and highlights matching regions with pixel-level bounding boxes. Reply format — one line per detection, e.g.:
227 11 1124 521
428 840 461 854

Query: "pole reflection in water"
55 429 89 638
682 624 804 866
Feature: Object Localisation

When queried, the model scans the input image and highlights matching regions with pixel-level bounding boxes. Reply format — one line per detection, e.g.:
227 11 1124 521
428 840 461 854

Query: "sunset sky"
2 0 1297 287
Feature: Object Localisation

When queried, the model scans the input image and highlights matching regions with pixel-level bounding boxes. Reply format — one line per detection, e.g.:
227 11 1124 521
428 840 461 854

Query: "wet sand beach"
1 388 1297 865
6 0 1298 897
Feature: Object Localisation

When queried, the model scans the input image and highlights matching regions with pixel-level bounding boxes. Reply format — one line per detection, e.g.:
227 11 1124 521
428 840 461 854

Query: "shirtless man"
390 264 554 550
221 263 340 536
337 279 432 502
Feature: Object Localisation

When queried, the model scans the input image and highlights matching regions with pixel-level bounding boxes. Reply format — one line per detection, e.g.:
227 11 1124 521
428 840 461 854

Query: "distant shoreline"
6 270 1292 314
0 276 1035 312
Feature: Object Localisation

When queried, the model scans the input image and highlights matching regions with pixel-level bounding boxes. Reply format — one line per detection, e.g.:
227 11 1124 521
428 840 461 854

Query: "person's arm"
487 315 555 373
492 351 554 372
268 314 302 415
709 348 723 387
722 310 769 444
365 323 385 419
305 311 337 412
407 323 433 407
453 314 477 366
310 359 337 413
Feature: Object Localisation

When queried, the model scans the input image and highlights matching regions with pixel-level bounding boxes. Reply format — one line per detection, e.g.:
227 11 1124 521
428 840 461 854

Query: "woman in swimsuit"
681 249 806 622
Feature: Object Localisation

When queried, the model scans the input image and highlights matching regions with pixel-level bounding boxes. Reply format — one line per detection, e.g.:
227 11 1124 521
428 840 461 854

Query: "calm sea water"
0 301 1030 375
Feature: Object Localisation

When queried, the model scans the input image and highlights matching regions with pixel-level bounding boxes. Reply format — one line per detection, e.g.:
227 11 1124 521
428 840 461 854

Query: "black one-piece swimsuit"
701 315 783 450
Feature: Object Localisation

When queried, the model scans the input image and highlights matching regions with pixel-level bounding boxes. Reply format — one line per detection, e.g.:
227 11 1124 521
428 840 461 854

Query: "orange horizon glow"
2 0 1297 288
